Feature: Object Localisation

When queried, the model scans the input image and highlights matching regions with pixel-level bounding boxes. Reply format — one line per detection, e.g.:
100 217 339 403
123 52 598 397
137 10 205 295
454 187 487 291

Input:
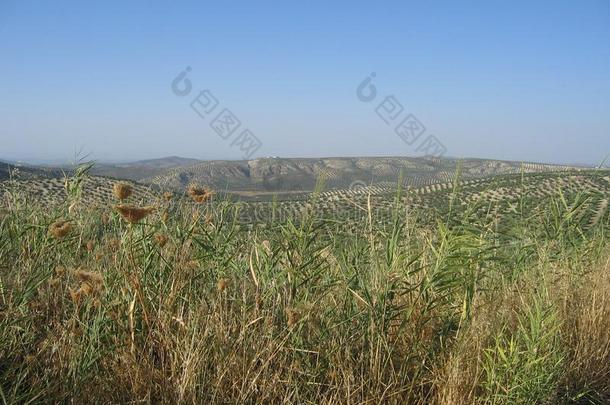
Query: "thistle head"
74 270 104 287
154 233 168 247
187 184 214 203
114 205 155 224
217 277 230 293
49 220 72 239
113 183 133 200
162 210 170 224
285 308 301 327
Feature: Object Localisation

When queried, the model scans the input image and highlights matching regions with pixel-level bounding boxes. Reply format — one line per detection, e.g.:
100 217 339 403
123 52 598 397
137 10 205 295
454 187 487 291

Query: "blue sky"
1 0 609 164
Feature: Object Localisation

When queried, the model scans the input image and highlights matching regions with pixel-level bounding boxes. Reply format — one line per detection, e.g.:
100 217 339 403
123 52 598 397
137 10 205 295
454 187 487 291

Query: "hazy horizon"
1 1 609 165
0 153 603 169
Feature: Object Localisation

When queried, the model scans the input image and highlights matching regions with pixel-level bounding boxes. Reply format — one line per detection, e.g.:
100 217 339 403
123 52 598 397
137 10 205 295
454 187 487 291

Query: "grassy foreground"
0 178 609 403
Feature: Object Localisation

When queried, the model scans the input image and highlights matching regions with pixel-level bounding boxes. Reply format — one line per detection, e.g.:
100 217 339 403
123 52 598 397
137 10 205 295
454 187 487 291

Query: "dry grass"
557 256 610 402
113 182 133 200
0 171 608 403
435 252 610 404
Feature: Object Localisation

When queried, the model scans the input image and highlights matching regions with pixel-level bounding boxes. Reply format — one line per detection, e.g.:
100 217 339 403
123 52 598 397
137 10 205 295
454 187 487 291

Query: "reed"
0 172 608 403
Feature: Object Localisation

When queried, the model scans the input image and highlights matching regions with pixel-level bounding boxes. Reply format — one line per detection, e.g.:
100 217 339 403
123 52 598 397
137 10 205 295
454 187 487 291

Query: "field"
0 163 609 403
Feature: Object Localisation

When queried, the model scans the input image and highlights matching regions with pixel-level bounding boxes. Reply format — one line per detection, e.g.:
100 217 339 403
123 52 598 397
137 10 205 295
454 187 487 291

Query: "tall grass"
0 170 608 403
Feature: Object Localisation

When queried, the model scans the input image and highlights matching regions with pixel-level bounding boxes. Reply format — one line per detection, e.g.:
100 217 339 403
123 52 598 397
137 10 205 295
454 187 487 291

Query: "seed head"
154 233 168 247
85 240 95 252
79 282 94 297
74 270 104 287
187 185 214 203
285 308 301 327
55 265 66 277
255 292 263 310
107 237 121 250
113 183 133 200
114 205 155 224
162 191 173 201
73 270 104 299
217 277 230 293
69 288 81 304
49 220 72 239
186 260 199 270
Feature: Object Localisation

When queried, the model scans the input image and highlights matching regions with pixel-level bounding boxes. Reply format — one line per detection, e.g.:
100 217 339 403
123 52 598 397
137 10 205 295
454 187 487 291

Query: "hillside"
90 156 202 180
2 166 607 233
140 156 580 193
0 160 63 181
2 156 582 197
236 170 610 232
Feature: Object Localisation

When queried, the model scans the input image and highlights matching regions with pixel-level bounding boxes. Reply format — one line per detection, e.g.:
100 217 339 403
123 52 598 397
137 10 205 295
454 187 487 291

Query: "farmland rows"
2 169 607 232
233 171 610 231
0 177 158 207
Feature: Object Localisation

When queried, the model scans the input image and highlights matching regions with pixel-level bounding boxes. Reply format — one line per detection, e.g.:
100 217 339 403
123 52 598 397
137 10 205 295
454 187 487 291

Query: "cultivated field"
0 163 609 403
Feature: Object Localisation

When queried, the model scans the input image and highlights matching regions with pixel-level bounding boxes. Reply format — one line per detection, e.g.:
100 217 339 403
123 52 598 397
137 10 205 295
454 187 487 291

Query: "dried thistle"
73 270 104 299
154 233 168 247
78 282 94 297
49 220 72 239
217 277 230 293
74 270 104 287
187 185 214 203
69 287 81 304
255 292 263 311
113 183 133 200
107 237 121 250
285 308 301 327
186 260 199 270
114 205 155 224
55 265 66 277
162 191 173 201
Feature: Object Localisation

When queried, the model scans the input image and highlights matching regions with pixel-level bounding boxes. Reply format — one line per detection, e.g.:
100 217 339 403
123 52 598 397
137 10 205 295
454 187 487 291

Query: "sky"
0 0 609 165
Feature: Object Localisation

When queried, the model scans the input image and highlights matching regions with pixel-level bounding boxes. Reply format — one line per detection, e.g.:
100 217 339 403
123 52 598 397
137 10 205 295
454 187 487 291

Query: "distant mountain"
90 156 203 180
140 156 583 193
112 156 202 168
1 155 587 196
0 160 63 181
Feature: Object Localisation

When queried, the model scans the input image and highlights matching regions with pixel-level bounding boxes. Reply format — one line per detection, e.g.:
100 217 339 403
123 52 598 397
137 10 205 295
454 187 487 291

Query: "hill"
2 156 583 196
90 156 202 180
140 156 581 194
0 160 63 181
2 165 607 232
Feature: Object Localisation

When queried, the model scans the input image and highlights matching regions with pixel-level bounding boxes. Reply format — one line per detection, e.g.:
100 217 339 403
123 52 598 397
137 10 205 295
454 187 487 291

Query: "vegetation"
0 166 609 403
